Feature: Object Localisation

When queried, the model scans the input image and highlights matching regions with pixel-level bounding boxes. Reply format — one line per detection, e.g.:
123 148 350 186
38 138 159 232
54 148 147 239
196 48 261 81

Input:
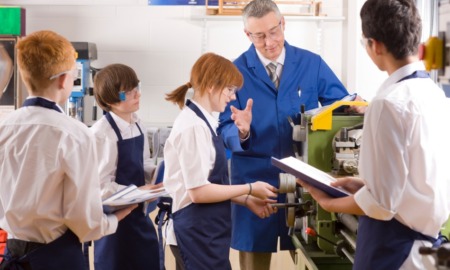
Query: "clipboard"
102 185 169 214
271 156 350 198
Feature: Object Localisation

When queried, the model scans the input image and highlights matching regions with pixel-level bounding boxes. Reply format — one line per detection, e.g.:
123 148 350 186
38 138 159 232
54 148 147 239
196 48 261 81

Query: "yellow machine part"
310 101 369 131
422 36 444 71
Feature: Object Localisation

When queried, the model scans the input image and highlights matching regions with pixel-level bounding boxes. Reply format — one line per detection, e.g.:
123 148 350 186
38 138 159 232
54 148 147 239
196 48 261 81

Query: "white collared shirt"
0 105 118 243
163 100 218 245
354 61 450 238
90 111 156 199
256 47 286 79
163 100 217 213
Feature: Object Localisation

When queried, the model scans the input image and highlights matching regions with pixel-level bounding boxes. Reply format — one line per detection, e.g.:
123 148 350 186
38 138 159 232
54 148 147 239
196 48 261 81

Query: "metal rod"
340 229 356 250
340 247 354 264
316 234 337 246
270 203 303 208
337 213 358 234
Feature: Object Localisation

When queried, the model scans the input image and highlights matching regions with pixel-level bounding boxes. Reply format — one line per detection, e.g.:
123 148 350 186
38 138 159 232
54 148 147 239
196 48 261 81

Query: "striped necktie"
267 62 279 89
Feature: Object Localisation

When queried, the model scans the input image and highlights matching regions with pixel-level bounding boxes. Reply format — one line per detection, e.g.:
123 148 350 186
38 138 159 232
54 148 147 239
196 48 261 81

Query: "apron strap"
105 113 123 141
397 70 430 83
105 112 144 141
22 97 62 113
186 100 216 136
0 230 82 270
0 255 28 270
155 197 172 270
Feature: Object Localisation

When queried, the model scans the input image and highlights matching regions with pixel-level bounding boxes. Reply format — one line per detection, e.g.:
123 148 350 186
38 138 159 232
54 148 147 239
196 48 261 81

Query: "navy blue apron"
94 112 160 270
0 98 85 270
172 100 232 270
0 230 85 270
353 70 435 270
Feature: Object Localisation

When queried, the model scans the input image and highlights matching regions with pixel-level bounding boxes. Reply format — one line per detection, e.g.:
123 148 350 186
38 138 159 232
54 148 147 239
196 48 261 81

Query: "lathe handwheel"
279 174 296 194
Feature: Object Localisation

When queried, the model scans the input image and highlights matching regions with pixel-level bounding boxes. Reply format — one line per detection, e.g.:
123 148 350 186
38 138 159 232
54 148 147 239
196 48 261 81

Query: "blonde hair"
17 30 76 93
166 52 243 109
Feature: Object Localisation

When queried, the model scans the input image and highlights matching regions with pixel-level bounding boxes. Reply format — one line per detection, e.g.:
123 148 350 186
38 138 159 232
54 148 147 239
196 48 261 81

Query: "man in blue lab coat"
218 0 361 269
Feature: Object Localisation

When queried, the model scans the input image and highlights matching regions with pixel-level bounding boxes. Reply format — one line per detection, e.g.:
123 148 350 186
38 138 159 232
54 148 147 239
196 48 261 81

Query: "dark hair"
93 63 139 111
360 0 422 60
166 52 243 109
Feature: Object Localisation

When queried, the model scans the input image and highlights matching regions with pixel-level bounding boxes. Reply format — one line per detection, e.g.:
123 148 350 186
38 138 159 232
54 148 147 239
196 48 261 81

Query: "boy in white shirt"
0 30 133 270
298 0 450 269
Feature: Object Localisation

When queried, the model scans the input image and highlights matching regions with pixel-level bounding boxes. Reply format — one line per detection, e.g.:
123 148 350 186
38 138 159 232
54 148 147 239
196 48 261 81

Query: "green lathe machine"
278 100 450 269
282 100 365 270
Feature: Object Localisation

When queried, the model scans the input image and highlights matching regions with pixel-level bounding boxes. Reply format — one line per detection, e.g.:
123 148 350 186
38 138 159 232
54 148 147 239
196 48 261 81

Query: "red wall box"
0 229 7 263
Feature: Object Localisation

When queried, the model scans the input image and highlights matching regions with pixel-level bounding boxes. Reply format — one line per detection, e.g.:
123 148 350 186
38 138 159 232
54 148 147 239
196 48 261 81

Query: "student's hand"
346 95 367 114
331 176 365 194
138 183 164 203
139 182 164 191
298 178 364 215
113 204 138 221
230 98 253 139
296 178 332 202
245 197 278 219
250 181 278 200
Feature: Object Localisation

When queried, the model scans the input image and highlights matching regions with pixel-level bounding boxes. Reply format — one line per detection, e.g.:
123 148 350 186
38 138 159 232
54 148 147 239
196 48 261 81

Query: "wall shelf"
190 14 345 55
191 14 345 22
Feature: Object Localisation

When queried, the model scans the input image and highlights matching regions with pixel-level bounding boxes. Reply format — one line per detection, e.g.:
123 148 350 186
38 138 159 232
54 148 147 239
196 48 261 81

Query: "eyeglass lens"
250 21 282 43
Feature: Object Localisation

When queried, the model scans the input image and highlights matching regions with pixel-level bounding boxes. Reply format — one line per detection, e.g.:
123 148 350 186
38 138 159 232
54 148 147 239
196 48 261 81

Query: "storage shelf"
191 14 345 22
191 14 345 55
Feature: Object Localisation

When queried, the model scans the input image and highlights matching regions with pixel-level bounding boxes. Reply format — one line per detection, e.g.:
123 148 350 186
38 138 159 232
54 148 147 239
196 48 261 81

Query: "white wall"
2 0 385 125
438 1 450 93
348 0 387 102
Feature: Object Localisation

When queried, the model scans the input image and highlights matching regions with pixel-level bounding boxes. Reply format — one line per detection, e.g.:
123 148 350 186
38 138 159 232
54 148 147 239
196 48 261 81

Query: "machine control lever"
305 227 337 246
